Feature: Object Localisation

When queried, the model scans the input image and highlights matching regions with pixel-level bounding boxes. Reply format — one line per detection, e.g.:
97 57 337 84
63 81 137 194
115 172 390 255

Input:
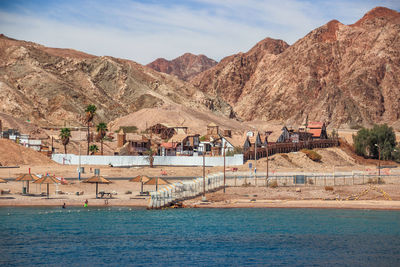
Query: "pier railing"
244 139 339 161
148 173 225 209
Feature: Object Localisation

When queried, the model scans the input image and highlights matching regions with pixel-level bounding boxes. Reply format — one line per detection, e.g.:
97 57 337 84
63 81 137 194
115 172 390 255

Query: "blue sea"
1 207 400 266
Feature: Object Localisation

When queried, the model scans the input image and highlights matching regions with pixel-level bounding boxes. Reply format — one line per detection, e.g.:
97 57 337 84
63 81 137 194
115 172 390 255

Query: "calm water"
1 207 400 266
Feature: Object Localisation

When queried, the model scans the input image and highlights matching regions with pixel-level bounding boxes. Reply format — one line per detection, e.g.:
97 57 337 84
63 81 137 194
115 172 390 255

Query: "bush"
325 186 334 191
269 180 278 188
353 124 396 160
300 149 322 162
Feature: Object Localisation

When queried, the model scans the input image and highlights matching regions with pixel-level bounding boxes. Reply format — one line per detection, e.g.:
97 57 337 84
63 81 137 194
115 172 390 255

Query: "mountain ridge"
190 6 400 128
147 53 217 81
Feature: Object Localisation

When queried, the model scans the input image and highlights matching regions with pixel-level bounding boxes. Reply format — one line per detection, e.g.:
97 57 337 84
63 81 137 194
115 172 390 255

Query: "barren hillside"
0 34 233 126
191 7 400 128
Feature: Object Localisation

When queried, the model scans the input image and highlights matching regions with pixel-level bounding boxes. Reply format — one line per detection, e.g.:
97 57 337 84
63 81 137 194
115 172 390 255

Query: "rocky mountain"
191 7 400 128
191 37 289 105
0 35 233 126
147 53 217 81
1 7 399 130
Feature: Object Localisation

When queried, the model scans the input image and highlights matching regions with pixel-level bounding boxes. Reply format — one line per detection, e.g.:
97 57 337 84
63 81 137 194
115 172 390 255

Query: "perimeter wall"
51 154 244 167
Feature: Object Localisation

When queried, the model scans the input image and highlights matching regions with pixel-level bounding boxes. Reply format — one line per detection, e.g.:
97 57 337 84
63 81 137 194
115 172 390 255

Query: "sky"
0 0 399 64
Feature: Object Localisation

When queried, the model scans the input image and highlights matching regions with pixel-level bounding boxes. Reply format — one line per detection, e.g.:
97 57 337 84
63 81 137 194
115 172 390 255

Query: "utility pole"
223 142 227 193
78 127 81 181
254 135 257 185
203 149 206 199
375 144 381 182
266 143 269 186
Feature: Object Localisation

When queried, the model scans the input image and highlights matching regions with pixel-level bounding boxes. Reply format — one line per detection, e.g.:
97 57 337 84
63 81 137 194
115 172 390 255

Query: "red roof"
309 128 322 138
308 121 324 128
161 142 177 149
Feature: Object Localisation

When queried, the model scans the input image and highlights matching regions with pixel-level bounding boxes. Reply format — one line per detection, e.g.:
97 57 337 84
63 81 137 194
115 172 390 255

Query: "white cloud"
0 0 398 64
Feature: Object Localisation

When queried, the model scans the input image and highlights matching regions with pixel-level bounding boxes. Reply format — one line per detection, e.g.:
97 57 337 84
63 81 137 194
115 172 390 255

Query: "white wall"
51 154 244 167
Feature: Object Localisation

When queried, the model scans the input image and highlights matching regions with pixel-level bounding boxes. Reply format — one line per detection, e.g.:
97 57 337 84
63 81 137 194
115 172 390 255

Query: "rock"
296 187 301 192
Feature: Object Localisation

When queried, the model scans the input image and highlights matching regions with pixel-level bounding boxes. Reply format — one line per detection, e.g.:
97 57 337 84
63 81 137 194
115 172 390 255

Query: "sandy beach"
2 176 400 210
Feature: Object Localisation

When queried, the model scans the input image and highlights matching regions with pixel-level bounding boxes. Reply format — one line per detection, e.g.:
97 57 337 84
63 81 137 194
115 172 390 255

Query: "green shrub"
352 124 396 160
300 149 322 162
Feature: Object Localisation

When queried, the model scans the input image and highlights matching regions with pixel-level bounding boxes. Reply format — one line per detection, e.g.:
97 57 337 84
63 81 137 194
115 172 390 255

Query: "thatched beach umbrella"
0 178 8 183
129 175 150 194
33 175 59 198
144 177 169 191
83 175 111 198
15 173 39 194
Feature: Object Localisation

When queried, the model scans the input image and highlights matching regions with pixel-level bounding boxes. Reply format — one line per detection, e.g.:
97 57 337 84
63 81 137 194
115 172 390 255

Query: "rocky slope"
147 53 217 81
191 7 400 128
191 37 289 105
0 35 233 126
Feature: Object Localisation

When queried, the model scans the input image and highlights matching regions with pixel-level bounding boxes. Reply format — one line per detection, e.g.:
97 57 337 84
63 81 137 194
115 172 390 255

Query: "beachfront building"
276 126 313 143
115 134 153 155
243 131 264 159
147 123 188 140
307 121 328 139
160 142 178 156
1 128 43 151
168 134 200 156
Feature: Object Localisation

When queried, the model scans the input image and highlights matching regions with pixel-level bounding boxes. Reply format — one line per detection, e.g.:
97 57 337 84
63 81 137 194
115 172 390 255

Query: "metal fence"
222 171 400 187
147 170 400 209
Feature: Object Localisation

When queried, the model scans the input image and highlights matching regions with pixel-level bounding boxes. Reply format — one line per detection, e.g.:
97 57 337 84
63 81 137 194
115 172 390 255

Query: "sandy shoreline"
2 198 400 210
2 169 400 210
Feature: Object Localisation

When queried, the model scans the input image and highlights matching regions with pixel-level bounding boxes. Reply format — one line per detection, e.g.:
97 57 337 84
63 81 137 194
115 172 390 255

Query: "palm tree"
89 144 99 155
96 122 108 155
59 128 71 154
144 148 155 168
85 104 97 155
